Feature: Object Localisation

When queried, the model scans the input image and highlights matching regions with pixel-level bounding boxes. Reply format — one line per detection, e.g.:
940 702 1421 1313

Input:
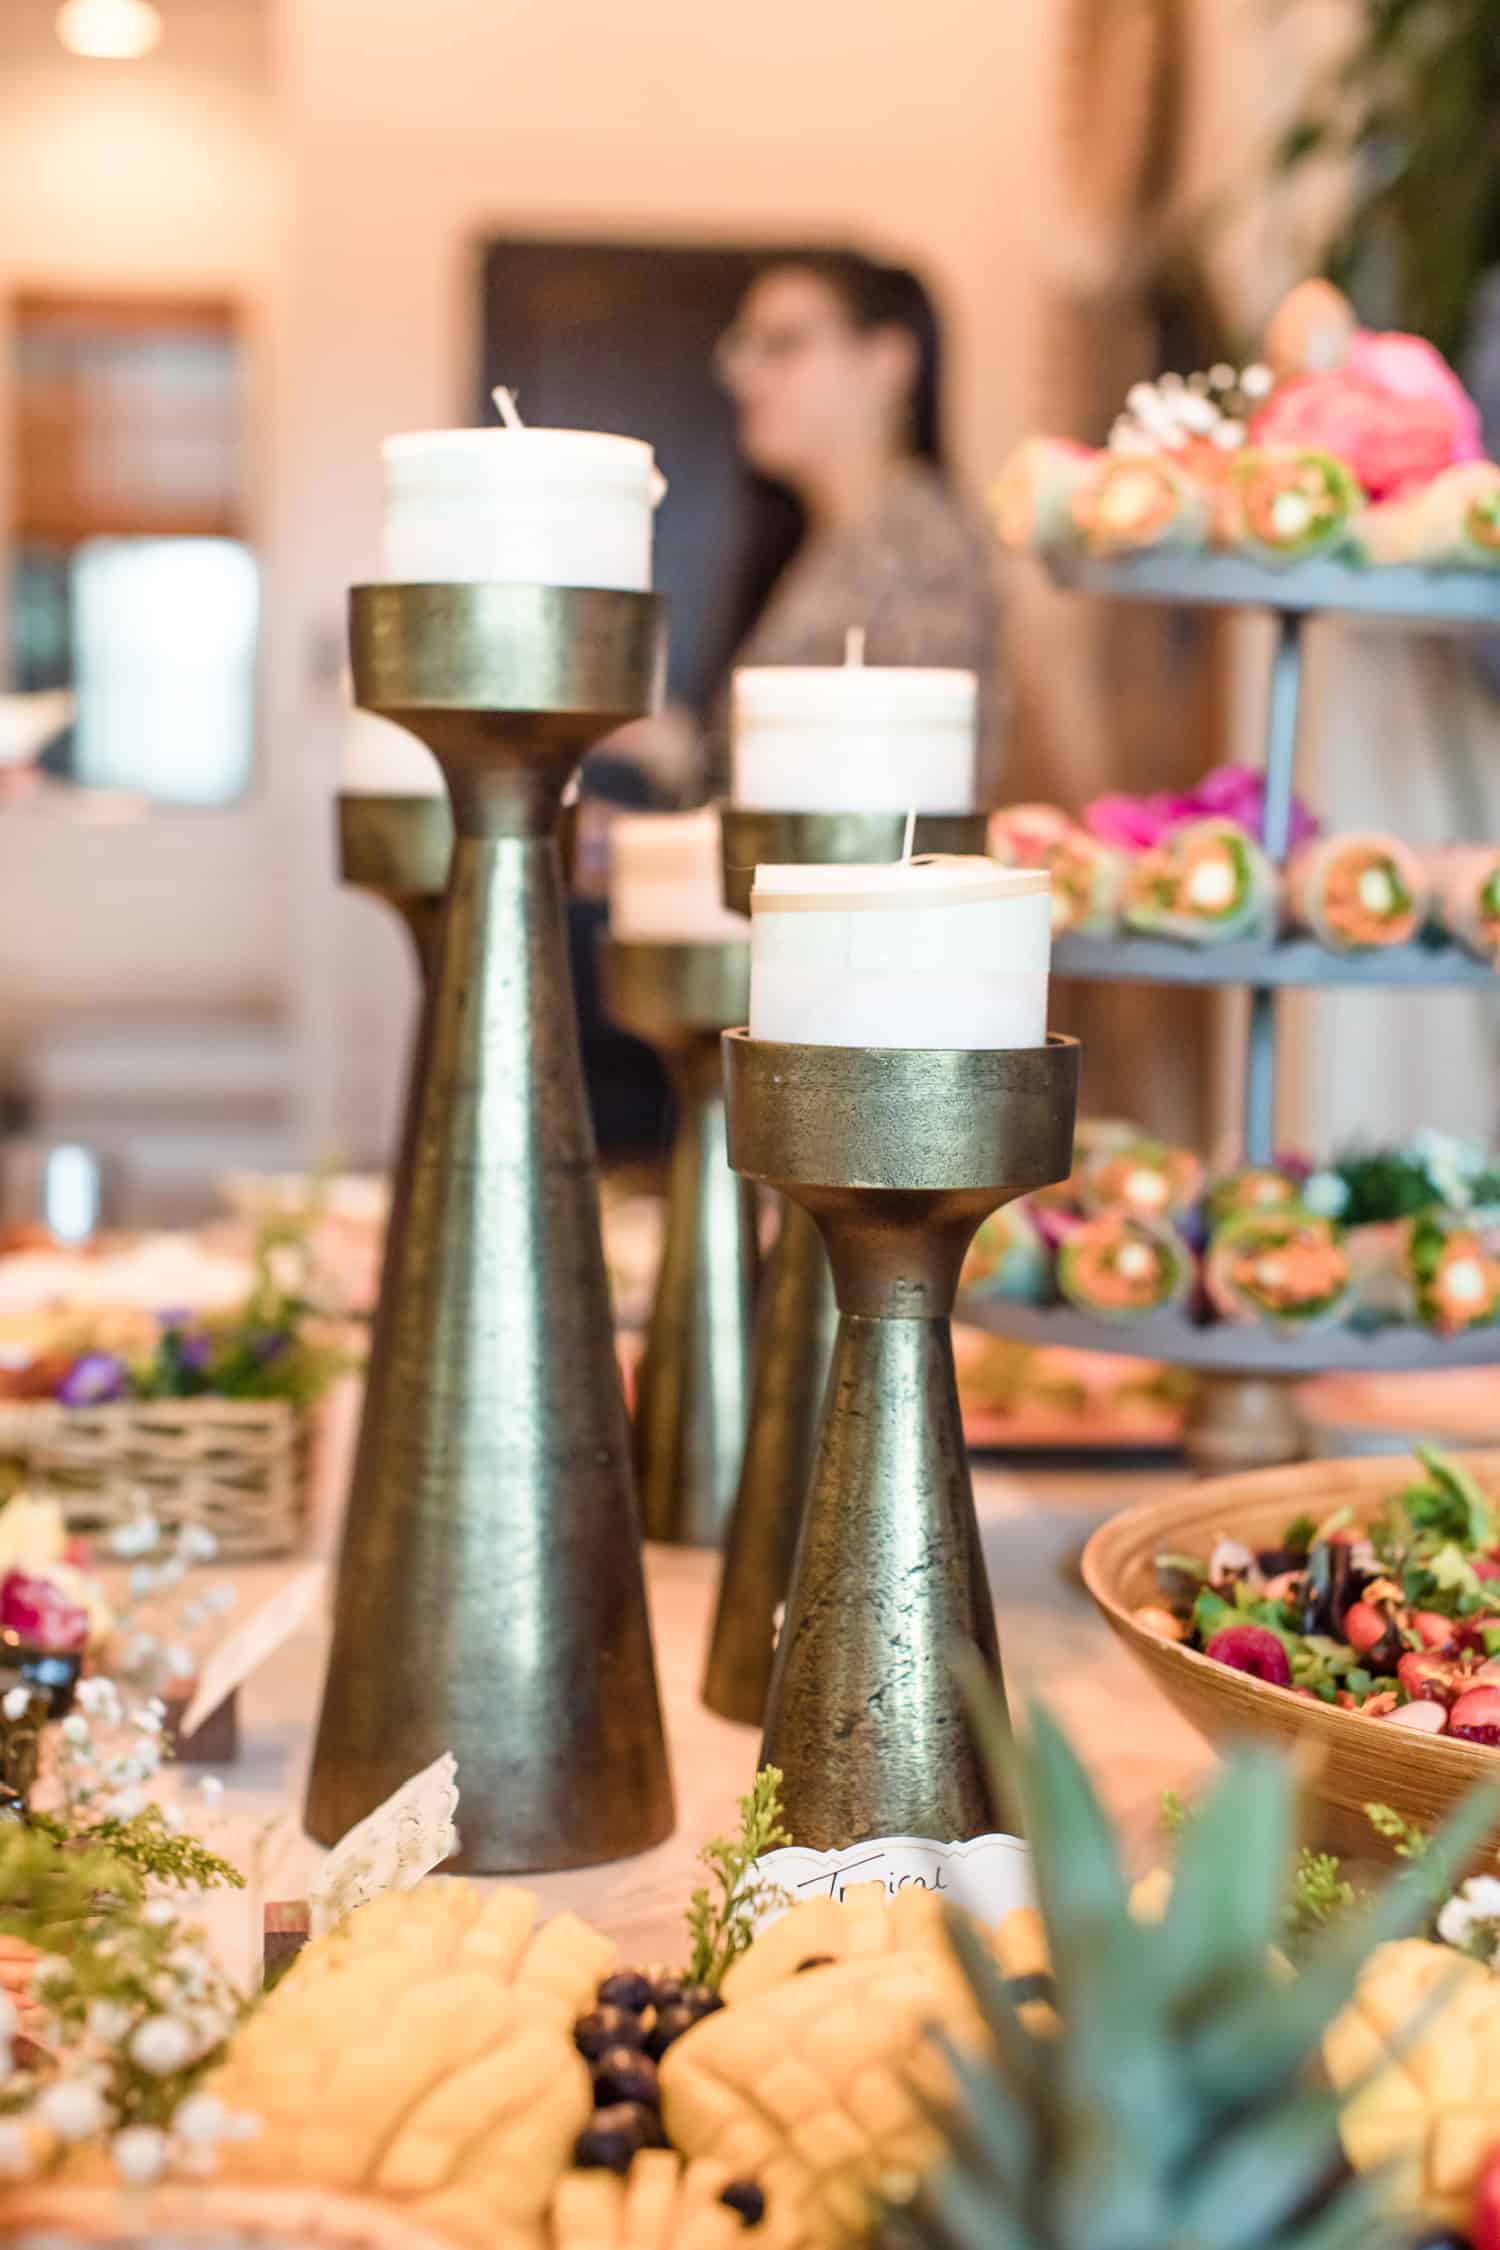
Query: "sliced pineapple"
1324 1938 1500 2225
660 1948 989 2250
204 1882 601 2250
550 2149 756 2250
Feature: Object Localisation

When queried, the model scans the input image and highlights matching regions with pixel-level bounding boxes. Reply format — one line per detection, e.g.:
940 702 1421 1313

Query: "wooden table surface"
184 1446 1213 1986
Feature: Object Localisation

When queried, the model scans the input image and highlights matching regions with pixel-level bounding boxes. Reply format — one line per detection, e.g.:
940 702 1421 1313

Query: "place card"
309 1751 460 1937
752 1832 1034 1929
179 1562 327 1741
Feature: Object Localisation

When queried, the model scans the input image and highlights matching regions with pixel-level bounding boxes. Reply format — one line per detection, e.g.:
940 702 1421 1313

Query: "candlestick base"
723 1032 1078 1847
718 806 988 918
701 1196 838 1724
602 939 757 1548
306 584 673 1873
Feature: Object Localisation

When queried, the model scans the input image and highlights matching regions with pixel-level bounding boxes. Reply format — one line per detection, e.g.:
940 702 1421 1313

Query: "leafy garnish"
685 1766 791 1990
27 1805 243 1892
1282 1513 1317 1559
1286 1847 1360 1946
1365 1802 1432 1862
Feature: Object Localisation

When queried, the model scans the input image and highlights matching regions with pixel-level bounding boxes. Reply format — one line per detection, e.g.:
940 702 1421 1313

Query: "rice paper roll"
1048 828 1126 935
1223 447 1362 565
990 438 1097 557
1122 817 1277 945
1403 1210 1500 1334
1056 1213 1194 1322
960 1202 1050 1303
1344 1220 1409 1329
1206 1167 1304 1230
988 803 1075 869
1429 845 1500 965
1204 1209 1351 1329
1284 832 1427 952
1349 492 1430 568
1078 1137 1203 1222
1418 462 1500 568
1071 453 1210 558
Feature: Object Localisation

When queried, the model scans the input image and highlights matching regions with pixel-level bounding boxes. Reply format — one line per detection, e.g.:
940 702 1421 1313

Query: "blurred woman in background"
701 251 1002 794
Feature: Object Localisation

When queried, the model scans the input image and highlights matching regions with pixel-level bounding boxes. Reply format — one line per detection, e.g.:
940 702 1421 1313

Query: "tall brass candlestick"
602 939 757 1547
723 1032 1078 1846
701 807 989 1726
306 584 673 1873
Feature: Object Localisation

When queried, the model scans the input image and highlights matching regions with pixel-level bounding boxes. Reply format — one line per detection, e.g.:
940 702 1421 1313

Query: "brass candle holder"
723 1031 1078 1846
337 792 455 981
701 805 989 1726
306 584 674 1873
602 939 758 1547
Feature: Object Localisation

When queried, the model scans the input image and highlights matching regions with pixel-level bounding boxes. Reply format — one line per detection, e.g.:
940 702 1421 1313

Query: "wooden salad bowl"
1081 1450 1500 1861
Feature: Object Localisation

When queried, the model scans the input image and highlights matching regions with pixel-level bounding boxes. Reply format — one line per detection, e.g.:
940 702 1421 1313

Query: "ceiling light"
56 0 163 60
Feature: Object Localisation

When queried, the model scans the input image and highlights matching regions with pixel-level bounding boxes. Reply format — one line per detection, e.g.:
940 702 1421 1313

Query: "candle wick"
491 386 525 431
844 626 865 668
901 808 917 863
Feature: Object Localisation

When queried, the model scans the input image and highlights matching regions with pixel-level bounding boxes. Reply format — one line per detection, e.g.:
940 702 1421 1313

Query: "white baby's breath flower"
110 1517 159 1560
87 1998 133 2045
107 1787 145 1822
60 1714 91 1748
148 1696 167 1719
1 1688 31 1722
132 1706 164 1735
76 1676 123 1723
205 1585 237 1617
197 1775 224 1805
35 1954 71 1992
1460 1875 1500 1921
0 2119 33 2179
178 1525 218 1565
38 2077 108 2140
172 2092 228 2147
112 2124 167 2185
142 1900 176 1929
107 1758 147 1789
179 1601 207 1632
162 1803 184 1834
165 1645 196 1681
1439 1893 1478 1948
128 1564 159 1602
124 1633 161 1673
1240 362 1273 399
130 2015 195 2076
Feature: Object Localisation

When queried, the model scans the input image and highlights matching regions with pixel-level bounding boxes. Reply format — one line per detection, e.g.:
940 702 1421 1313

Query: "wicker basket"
0 1396 312 1560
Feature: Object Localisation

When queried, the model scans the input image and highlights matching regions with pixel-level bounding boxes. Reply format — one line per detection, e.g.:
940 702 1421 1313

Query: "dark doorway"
477 235 837 1156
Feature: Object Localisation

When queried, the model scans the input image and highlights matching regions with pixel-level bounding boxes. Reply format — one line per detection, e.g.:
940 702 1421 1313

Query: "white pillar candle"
609 809 747 945
731 666 978 813
749 858 1050 1048
340 701 443 796
381 429 662 589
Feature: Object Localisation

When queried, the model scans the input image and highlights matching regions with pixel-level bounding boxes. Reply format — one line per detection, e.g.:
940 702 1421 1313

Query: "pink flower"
1251 348 1483 500
1084 764 1318 851
0 1569 90 1655
1083 792 1180 851
1346 331 1485 461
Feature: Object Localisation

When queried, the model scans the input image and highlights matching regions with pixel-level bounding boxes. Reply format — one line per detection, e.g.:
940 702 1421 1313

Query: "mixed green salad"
1138 1448 1500 1741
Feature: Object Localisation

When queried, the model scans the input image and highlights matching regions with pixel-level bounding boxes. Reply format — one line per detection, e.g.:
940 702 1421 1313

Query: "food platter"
958 1292 1500 1376
1052 931 1497 988
1047 551 1500 626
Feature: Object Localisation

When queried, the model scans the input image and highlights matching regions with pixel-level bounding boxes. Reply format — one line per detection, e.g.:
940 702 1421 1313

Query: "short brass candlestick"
306 584 674 1873
702 805 989 1727
723 1031 1078 1846
602 940 757 1547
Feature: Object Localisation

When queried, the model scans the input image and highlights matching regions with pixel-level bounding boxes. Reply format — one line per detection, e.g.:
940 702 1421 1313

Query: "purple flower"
176 1331 214 1374
251 1331 289 1367
56 1353 126 1407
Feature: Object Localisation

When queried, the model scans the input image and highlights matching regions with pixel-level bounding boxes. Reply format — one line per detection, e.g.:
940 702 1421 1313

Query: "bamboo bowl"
1081 1450 1500 1861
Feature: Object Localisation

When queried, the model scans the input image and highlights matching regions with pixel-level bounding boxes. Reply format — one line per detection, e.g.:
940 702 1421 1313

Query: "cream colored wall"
269 0 1058 1156
0 0 287 1067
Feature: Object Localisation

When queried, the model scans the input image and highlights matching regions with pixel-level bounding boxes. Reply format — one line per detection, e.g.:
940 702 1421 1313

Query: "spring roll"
1418 461 1500 568
1284 832 1427 952
989 803 1075 868
1222 447 1363 565
1206 1167 1304 1230
1349 492 1431 568
1048 828 1127 935
1404 1210 1500 1335
961 1203 1050 1303
1428 845 1500 965
1071 453 1210 558
1079 1138 1203 1222
1204 1209 1351 1329
1056 1212 1194 1322
990 438 1098 556
1122 817 1277 946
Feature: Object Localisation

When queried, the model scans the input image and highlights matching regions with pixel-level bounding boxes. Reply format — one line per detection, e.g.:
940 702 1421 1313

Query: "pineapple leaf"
913 2163 1034 2250
1172 2084 1353 2250
941 1903 1055 2125
919 2024 1031 2206
1160 1745 1294 2014
1276 2169 1408 2250
1013 1699 1131 1930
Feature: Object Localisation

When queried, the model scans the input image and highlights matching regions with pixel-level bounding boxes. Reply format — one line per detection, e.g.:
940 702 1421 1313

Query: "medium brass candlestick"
306 584 674 1873
723 1032 1078 1846
701 805 989 1726
602 939 757 1547
338 792 454 981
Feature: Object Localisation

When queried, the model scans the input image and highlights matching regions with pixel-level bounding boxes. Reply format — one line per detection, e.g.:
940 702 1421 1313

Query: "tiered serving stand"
960 552 1500 1470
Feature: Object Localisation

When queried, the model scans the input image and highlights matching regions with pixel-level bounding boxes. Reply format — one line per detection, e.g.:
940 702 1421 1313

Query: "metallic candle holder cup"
306 584 674 1873
701 804 990 1727
338 792 455 982
723 1031 1079 1847
602 938 758 1547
